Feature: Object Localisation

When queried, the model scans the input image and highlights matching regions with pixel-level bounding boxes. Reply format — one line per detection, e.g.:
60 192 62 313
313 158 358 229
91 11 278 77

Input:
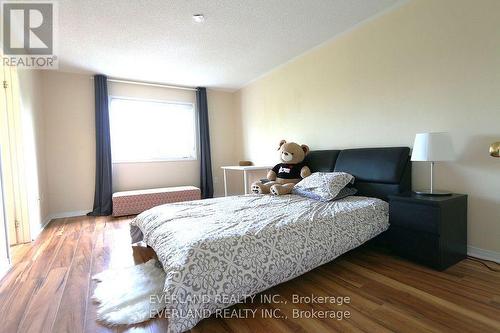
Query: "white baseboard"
468 246 500 264
46 209 90 221
31 208 81 239
31 209 91 241
30 215 52 241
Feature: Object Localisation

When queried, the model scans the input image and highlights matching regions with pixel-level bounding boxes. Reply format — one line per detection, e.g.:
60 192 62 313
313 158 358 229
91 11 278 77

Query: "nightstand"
388 193 467 270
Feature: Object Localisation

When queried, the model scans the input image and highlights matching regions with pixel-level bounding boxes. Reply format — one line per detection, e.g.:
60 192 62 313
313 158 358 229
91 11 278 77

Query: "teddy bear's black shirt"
272 162 306 180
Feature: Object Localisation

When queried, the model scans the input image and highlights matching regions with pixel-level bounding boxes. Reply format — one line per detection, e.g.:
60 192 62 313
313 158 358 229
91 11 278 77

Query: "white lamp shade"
411 132 455 161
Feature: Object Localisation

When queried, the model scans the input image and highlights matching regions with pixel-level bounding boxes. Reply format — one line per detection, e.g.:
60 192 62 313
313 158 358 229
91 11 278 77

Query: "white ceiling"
57 0 403 90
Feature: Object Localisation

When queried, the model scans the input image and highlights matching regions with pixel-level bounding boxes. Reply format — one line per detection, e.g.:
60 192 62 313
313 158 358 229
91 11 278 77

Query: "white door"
0 63 30 245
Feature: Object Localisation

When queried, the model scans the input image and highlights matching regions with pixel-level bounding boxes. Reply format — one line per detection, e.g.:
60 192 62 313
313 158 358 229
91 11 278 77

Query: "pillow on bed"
292 172 356 202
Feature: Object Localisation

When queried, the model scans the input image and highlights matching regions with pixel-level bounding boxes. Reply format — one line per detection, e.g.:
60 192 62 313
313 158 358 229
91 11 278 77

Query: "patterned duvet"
131 194 389 332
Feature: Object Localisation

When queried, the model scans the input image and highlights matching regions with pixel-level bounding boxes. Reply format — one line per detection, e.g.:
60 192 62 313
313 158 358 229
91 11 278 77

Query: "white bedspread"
131 194 389 332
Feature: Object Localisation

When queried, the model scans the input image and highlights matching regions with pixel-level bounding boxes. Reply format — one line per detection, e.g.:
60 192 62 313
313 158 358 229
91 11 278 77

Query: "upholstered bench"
112 186 201 217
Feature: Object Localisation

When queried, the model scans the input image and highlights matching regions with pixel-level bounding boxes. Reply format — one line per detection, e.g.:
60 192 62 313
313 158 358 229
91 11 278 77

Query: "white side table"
221 166 273 196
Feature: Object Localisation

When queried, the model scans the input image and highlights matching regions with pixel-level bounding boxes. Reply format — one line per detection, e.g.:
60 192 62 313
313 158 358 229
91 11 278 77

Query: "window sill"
112 158 197 164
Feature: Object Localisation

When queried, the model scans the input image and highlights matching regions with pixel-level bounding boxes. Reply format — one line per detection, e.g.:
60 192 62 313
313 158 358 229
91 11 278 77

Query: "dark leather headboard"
305 150 340 172
303 147 411 201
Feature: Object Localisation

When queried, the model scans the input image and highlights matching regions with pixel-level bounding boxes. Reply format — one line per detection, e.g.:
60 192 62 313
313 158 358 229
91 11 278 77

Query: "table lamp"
411 132 455 196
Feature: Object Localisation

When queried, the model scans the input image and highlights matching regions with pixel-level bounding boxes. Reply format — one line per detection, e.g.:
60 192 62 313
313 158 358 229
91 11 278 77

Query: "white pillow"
293 172 355 202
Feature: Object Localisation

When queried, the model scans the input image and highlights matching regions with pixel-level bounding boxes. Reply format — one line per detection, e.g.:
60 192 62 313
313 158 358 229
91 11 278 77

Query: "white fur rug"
92 259 166 325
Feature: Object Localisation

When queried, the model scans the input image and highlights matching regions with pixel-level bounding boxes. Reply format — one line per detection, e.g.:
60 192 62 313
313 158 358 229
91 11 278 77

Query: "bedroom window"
109 97 197 163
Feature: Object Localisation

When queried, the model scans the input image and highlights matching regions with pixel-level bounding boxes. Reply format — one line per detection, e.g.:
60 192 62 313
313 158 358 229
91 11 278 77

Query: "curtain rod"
90 76 197 91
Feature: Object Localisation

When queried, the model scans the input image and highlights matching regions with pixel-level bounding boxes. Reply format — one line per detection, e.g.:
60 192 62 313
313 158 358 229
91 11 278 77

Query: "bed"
130 147 411 333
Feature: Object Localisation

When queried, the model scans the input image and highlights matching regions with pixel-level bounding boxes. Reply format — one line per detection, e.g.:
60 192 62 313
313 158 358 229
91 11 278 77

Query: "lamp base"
414 190 452 196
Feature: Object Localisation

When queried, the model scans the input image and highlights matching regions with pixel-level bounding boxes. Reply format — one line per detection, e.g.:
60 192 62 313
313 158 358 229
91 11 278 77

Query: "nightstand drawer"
388 193 467 271
390 226 441 269
390 201 440 234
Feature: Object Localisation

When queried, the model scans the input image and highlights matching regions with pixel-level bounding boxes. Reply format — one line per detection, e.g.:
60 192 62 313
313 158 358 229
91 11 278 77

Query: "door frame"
0 146 11 278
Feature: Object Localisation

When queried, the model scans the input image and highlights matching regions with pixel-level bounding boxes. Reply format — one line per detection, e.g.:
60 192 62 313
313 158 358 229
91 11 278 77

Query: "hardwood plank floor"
1 215 499 333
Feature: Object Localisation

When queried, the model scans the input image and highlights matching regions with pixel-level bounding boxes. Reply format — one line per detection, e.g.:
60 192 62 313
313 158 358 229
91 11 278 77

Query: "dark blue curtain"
88 75 113 216
196 87 213 199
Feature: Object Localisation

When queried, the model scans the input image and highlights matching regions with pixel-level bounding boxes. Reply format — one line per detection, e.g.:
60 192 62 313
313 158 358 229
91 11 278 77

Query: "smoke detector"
192 14 205 23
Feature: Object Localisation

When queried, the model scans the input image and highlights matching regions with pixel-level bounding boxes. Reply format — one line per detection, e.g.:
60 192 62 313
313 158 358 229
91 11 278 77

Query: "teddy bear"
251 140 311 195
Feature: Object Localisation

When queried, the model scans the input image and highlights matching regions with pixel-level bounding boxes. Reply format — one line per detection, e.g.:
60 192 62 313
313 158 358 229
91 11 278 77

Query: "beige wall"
235 0 500 253
207 90 244 196
41 71 239 216
42 71 95 215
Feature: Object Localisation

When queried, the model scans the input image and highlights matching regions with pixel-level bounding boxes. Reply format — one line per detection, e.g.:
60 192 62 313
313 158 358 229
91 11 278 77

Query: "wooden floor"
1 216 499 333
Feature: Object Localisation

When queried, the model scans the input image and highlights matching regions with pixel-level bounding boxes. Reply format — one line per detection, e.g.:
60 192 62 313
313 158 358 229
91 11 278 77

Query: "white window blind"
109 97 197 163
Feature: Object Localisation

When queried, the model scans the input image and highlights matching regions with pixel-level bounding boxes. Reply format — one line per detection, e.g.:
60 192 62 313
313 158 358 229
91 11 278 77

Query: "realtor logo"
1 1 58 68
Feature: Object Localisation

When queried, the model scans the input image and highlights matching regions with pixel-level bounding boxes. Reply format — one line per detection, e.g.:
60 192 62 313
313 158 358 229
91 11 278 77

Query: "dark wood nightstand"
388 193 467 270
